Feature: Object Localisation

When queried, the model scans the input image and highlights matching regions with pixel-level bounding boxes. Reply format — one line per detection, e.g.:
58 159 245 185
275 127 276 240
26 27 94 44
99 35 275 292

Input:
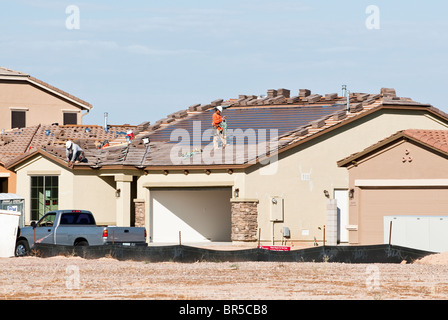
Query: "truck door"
33 212 57 245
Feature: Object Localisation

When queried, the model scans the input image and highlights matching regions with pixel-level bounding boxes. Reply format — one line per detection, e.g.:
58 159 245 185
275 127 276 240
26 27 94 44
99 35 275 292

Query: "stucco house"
0 122 145 220
4 87 448 247
338 129 448 248
0 67 92 130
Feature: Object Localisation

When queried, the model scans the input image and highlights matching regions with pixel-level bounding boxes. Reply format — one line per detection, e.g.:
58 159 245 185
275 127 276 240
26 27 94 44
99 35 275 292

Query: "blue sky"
1 0 447 126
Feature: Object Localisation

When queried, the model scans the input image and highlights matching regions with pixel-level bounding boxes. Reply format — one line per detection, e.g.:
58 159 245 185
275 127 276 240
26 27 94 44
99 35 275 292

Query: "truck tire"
74 240 88 247
15 239 30 257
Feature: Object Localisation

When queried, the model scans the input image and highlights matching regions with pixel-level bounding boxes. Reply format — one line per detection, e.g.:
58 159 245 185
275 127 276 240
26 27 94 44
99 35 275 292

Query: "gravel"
0 252 447 300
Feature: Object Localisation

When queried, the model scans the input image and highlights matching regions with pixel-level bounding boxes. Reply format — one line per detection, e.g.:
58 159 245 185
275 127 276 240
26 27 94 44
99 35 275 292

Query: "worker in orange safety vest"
212 106 226 149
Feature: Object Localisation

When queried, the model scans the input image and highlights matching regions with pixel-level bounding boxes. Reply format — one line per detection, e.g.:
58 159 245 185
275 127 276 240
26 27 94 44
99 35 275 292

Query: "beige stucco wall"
0 81 84 130
244 109 448 245
15 156 118 226
346 139 448 245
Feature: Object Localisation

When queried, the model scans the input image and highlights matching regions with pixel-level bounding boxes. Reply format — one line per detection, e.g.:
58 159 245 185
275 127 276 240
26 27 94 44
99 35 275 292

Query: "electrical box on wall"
270 196 284 221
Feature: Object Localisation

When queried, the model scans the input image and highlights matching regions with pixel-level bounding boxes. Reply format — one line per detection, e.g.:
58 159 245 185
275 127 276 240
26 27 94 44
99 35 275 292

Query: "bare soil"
0 251 447 300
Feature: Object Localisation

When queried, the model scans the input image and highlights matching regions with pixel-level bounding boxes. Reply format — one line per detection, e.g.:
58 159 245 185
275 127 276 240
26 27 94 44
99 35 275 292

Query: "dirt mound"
415 251 448 265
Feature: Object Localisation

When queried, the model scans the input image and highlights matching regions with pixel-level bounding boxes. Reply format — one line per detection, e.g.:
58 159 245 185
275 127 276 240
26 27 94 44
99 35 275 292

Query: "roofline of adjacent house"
337 130 448 168
0 73 93 111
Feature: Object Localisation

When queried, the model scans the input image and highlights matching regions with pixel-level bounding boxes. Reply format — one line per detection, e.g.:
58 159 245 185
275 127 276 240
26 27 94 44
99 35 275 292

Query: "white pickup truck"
15 210 147 256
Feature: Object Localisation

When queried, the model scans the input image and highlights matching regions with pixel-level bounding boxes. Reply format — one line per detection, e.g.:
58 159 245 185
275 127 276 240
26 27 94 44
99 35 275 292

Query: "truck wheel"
15 240 30 257
75 240 88 247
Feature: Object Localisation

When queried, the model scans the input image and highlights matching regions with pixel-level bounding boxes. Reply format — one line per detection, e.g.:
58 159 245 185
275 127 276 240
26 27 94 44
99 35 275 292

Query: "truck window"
60 212 95 225
37 212 56 227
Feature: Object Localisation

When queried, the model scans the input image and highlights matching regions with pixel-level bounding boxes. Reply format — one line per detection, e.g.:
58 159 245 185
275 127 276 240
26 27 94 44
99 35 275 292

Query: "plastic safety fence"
30 244 435 263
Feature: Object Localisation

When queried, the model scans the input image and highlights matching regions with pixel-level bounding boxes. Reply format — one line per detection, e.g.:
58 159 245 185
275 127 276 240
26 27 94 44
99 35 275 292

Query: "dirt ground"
0 251 448 300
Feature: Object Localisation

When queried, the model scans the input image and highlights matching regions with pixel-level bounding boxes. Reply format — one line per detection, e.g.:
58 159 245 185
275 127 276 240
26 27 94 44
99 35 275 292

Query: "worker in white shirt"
65 140 85 168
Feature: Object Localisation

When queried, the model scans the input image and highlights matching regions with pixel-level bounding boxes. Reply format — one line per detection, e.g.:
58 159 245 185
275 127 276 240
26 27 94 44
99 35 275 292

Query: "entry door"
334 189 349 243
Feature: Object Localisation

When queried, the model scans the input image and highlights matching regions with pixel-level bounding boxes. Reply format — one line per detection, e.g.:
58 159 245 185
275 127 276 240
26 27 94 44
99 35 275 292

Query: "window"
11 110 26 128
30 176 59 221
63 112 78 125
36 212 56 227
60 212 95 225
0 178 7 193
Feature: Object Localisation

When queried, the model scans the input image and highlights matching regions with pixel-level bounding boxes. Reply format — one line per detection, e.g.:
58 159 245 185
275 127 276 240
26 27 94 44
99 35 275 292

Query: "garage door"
149 187 232 243
359 188 448 245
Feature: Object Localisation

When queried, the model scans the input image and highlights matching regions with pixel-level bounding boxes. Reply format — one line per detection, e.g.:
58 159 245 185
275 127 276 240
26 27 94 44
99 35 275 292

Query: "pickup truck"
15 209 147 256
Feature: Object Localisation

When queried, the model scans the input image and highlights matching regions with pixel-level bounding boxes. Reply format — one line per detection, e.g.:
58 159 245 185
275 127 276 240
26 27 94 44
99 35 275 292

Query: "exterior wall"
243 110 448 245
73 172 117 225
0 81 84 130
346 139 448 245
0 166 16 193
14 156 117 226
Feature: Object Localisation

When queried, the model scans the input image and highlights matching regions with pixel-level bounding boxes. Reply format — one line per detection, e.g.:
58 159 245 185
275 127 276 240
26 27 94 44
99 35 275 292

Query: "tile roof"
0 66 93 110
337 129 448 167
1 87 444 171
404 129 448 154
138 88 434 168
0 122 149 168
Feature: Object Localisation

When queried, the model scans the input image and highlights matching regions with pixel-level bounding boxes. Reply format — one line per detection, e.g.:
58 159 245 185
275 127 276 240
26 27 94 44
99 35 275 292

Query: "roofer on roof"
212 106 226 149
66 140 85 168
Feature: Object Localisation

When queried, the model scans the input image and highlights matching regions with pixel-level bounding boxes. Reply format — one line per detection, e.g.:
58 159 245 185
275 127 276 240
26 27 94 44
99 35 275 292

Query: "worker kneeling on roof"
66 140 86 168
212 106 226 149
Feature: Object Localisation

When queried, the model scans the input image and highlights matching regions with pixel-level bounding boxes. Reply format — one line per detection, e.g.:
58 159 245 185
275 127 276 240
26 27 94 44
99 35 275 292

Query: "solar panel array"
148 104 346 146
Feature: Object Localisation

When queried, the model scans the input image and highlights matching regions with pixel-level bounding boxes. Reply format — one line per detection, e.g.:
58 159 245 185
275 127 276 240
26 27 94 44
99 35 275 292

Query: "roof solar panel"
148 104 346 146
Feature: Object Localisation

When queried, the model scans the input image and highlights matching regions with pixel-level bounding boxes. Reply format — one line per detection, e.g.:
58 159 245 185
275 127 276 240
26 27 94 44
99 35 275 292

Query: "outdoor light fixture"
234 188 239 198
184 170 189 175
228 169 233 175
272 198 277 204
115 189 121 198
349 188 354 199
163 170 169 175
323 190 330 198
205 169 211 175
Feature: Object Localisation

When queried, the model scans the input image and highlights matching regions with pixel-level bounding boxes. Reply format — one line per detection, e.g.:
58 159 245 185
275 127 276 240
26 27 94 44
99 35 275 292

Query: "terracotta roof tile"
338 129 448 167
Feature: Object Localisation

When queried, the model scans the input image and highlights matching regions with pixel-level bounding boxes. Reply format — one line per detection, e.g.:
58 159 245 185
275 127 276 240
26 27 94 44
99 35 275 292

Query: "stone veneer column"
230 199 259 242
133 199 145 227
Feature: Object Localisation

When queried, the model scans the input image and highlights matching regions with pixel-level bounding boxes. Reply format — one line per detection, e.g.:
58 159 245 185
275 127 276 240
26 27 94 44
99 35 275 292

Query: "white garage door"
149 187 232 243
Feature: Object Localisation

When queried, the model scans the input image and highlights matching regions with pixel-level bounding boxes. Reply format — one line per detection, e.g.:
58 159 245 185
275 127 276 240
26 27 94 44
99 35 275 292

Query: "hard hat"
217 106 223 112
66 141 72 149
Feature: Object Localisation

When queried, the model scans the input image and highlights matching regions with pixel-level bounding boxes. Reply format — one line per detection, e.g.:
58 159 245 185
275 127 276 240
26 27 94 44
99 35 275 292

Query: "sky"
1 0 447 126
